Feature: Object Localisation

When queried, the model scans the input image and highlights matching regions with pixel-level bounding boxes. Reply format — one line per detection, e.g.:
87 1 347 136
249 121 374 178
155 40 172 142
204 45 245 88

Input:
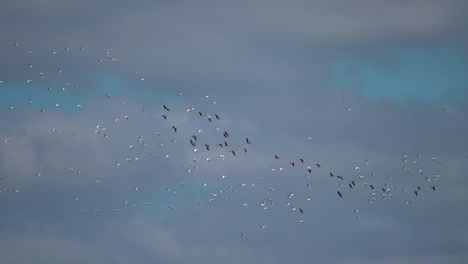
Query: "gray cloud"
1 1 468 264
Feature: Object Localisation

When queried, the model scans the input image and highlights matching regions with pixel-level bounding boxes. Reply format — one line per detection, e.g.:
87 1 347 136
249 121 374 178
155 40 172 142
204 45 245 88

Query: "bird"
246 138 251 144
337 191 343 198
163 105 170 111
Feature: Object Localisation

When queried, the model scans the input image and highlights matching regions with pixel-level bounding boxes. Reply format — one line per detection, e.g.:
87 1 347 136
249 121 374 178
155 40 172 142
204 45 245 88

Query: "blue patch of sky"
331 47 468 106
0 74 181 112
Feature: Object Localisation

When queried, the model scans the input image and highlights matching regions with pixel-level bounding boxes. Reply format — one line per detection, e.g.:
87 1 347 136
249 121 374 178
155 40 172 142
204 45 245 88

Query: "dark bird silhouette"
275 155 280 159
316 163 321 168
414 190 419 196
172 126 177 133
163 105 170 111
336 175 344 180
192 135 198 141
299 159 305 163
161 114 167 120
330 172 334 177
246 138 251 144
290 162 295 167
215 114 220 120
431 186 436 191
244 148 248 154
337 191 343 198
299 208 304 214
230 150 236 156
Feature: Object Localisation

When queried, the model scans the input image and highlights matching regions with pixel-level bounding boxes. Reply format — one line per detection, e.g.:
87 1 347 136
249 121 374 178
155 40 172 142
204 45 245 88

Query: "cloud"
1 1 468 263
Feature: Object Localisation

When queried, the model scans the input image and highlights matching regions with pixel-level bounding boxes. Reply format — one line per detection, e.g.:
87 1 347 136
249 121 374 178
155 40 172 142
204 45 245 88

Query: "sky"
1 1 468 263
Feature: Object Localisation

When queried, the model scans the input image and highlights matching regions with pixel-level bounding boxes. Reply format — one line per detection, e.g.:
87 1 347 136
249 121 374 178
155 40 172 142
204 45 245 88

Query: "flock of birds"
0 43 447 237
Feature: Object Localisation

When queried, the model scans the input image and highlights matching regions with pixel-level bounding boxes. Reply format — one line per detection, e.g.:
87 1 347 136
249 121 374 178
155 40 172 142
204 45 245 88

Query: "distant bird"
337 191 343 198
172 126 177 133
275 155 280 159
163 105 170 111
246 138 251 144
299 208 304 214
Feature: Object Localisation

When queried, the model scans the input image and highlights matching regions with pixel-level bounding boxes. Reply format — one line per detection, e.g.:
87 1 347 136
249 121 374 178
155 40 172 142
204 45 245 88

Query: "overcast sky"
1 1 468 263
